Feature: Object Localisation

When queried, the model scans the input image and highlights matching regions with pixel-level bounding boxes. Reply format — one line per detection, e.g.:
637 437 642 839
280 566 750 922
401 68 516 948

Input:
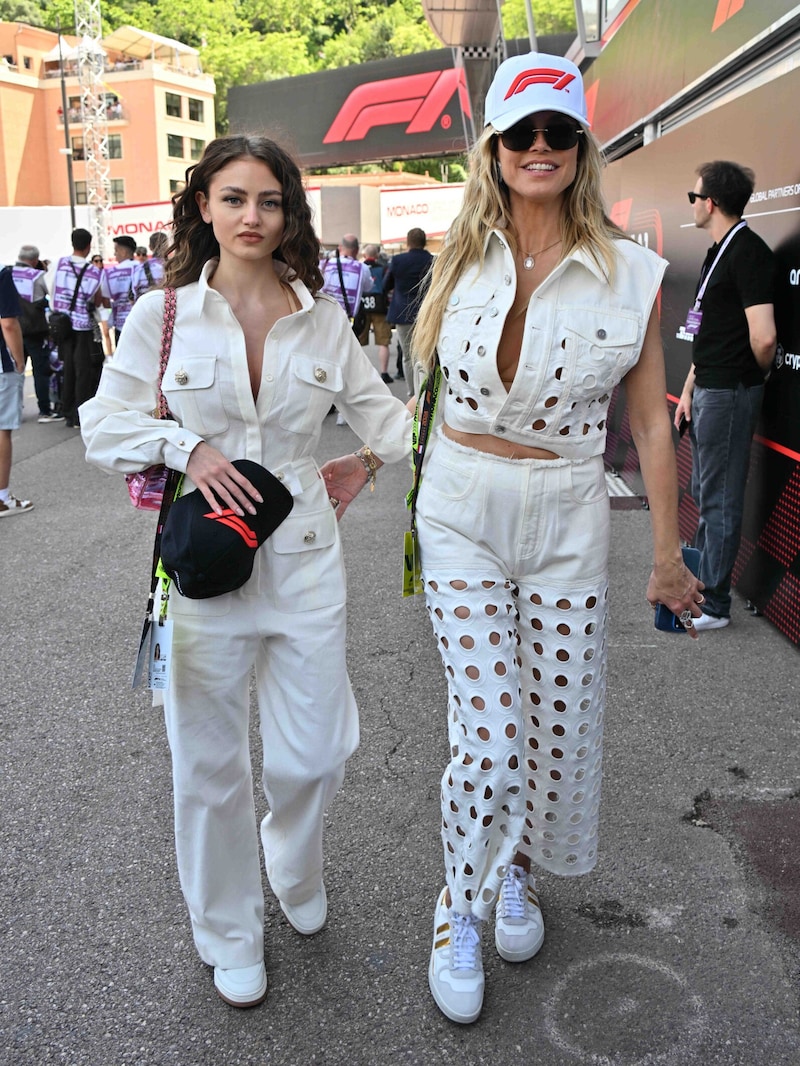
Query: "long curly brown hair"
165 135 322 293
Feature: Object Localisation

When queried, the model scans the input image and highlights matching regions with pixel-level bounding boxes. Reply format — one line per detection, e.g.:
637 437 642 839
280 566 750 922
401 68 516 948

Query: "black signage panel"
584 0 797 144
602 63 800 641
228 50 470 169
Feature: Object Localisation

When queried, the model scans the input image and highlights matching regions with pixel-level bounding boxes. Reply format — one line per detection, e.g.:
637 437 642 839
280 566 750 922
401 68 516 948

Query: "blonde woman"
411 53 704 1023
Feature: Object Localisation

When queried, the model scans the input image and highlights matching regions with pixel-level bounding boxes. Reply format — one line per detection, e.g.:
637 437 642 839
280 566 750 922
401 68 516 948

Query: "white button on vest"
303 530 316 543
174 369 188 385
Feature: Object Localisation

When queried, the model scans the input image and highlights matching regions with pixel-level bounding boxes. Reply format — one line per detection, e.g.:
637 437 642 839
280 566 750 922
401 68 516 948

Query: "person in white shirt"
408 52 705 1025
80 134 412 1011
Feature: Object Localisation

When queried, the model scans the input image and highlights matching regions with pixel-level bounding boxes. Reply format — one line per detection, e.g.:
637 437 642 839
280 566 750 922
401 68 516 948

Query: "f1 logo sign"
324 69 471 144
504 67 576 100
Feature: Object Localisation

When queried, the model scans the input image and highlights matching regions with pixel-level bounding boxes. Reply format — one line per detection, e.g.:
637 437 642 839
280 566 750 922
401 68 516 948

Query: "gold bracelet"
354 446 377 492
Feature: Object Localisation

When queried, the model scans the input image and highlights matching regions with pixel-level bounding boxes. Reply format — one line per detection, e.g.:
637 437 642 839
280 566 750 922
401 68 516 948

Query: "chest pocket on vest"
161 354 229 437
439 281 498 358
561 309 641 401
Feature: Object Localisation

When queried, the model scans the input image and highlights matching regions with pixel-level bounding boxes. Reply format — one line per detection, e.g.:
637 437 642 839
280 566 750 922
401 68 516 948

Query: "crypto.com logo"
504 67 576 100
323 69 470 144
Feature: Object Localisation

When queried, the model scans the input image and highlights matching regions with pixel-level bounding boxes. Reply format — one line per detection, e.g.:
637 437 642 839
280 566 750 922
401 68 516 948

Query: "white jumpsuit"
416 232 666 918
80 261 412 968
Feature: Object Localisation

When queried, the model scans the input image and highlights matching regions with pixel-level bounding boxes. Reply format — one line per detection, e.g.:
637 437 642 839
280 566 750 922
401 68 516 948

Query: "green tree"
0 0 45 24
502 0 577 40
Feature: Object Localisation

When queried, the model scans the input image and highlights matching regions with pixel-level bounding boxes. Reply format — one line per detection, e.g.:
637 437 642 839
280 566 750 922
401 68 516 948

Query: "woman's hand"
186 442 262 516
646 557 706 640
319 454 370 520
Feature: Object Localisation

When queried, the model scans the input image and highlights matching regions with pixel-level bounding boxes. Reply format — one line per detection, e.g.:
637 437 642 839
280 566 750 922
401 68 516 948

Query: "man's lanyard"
693 220 747 311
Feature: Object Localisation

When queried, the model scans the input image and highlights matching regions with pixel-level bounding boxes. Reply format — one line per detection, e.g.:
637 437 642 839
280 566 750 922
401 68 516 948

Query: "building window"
165 92 181 118
170 179 186 194
190 138 205 161
23 56 31 70
167 134 184 158
110 179 125 204
108 134 122 159
75 181 87 205
71 136 85 161
188 97 204 122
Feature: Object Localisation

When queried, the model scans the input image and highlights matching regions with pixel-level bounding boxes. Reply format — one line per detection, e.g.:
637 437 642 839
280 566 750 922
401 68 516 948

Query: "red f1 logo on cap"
324 69 470 144
504 68 576 100
204 509 259 548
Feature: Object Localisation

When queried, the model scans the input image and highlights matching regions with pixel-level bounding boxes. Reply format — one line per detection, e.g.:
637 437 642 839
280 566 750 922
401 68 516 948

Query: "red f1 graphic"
204 509 259 548
504 67 576 100
713 0 746 31
323 69 471 144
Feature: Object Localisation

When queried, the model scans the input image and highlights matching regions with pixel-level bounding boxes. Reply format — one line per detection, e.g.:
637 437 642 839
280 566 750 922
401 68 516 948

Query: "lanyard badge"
677 220 747 344
676 305 703 343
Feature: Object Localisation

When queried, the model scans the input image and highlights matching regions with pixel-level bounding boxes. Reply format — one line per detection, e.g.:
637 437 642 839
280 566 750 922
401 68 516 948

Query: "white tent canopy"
101 25 202 71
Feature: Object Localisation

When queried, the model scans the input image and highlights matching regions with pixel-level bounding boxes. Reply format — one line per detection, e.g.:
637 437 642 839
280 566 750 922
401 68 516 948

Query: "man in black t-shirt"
675 161 777 630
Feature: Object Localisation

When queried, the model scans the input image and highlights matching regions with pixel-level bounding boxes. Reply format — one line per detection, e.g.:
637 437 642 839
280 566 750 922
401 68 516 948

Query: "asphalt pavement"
2 351 799 1066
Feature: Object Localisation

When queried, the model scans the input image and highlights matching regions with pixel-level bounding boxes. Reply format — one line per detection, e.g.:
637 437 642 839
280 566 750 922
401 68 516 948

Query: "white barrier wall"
379 183 464 245
0 183 456 266
0 187 325 266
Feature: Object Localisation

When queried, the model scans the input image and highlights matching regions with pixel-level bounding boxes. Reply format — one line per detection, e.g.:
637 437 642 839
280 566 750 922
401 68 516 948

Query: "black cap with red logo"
161 459 294 599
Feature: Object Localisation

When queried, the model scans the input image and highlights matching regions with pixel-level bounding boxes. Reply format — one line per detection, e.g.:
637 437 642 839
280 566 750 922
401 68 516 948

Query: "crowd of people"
3 45 778 1034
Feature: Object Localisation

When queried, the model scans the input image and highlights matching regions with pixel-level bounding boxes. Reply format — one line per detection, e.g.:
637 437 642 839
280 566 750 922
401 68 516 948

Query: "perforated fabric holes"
425 570 609 915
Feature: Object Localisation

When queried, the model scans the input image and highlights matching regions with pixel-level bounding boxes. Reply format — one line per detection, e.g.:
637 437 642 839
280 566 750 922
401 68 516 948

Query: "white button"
489 307 499 317
303 530 316 543
480 387 490 395
477 345 486 355
174 369 188 385
178 439 185 446
276 472 285 482
450 295 460 306
265 374 273 382
504 274 512 285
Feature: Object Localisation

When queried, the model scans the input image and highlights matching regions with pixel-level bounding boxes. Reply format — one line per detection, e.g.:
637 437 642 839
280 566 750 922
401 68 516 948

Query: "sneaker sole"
427 957 483 1025
214 984 268 1008
495 925 545 963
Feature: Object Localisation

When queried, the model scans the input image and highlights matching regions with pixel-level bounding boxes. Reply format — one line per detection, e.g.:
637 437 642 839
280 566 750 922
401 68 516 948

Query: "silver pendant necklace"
522 238 562 271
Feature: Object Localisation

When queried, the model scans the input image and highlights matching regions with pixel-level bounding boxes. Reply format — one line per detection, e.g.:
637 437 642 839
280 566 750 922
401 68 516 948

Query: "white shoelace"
499 864 527 920
449 913 481 970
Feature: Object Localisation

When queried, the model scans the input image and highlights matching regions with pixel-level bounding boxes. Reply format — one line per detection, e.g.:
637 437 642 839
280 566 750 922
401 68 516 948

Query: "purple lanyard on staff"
676 220 747 343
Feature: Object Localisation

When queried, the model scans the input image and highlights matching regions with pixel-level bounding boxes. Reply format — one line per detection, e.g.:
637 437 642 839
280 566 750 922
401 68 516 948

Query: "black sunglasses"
687 190 717 205
499 120 584 153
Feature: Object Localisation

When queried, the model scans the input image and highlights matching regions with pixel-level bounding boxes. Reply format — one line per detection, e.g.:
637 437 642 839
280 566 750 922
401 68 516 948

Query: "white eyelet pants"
416 431 610 920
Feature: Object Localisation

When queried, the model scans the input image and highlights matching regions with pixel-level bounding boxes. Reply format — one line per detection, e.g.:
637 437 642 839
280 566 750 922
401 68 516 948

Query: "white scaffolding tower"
74 0 112 259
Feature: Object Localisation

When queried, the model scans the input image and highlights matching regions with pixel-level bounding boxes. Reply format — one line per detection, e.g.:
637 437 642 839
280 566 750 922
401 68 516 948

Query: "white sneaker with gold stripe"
428 887 484 1024
495 864 545 962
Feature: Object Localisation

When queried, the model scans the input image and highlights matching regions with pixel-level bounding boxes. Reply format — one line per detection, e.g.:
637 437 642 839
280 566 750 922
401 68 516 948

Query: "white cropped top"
437 230 667 459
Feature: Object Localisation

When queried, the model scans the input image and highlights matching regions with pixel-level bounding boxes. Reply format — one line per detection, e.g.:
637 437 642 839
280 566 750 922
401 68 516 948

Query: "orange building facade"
0 22 216 209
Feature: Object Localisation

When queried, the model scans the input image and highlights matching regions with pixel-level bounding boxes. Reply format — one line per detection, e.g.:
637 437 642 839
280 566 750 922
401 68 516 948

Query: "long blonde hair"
413 125 623 372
